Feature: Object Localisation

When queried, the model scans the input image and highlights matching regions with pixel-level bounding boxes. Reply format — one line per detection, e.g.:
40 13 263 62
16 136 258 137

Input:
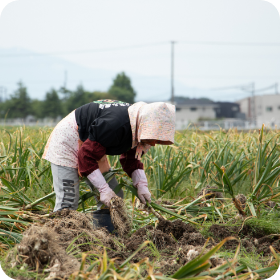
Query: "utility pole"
240 83 255 125
251 83 256 125
0 86 7 103
171 41 175 104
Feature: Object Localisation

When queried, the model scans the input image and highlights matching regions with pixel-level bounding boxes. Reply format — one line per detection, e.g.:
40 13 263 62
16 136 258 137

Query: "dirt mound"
241 239 254 252
179 232 206 246
258 235 279 245
256 236 280 255
125 219 211 269
156 219 197 240
209 224 239 239
208 224 247 250
126 220 204 252
46 208 114 251
209 223 272 240
209 224 257 250
126 227 176 251
126 227 218 275
239 224 268 239
151 229 177 249
133 225 154 236
7 209 117 279
208 223 280 253
7 225 80 279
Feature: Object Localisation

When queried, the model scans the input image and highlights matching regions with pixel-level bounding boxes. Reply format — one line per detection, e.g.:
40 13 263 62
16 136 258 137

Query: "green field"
0 126 280 279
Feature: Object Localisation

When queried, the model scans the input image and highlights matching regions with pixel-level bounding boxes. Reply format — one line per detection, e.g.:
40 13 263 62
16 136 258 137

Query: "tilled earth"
6 209 280 279
208 223 280 255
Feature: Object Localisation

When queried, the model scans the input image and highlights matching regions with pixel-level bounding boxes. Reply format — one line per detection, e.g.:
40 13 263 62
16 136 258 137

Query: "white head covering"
128 102 176 159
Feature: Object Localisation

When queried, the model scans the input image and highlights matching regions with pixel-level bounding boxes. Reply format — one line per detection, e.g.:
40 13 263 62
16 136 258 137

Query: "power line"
1 40 280 58
210 83 253 91
0 42 169 58
254 84 277 93
180 41 280 46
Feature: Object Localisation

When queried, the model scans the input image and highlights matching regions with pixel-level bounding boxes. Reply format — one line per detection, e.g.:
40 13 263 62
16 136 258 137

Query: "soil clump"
208 223 280 254
235 194 247 209
156 219 197 240
125 225 176 251
179 232 206 246
123 219 209 269
197 186 224 200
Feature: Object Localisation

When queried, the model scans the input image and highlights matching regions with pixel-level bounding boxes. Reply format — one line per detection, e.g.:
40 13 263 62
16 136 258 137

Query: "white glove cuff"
87 169 108 191
131 169 147 187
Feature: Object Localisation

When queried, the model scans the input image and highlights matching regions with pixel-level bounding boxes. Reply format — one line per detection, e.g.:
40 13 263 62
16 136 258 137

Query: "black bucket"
92 209 115 233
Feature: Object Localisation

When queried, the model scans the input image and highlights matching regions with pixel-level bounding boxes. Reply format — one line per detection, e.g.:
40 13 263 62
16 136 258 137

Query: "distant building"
237 94 280 127
147 97 246 130
214 102 244 119
175 98 218 130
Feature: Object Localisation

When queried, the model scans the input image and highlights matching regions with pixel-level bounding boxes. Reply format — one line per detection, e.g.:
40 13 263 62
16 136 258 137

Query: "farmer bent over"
43 100 175 226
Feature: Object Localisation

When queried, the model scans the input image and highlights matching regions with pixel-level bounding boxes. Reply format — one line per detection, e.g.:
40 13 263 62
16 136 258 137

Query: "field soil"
6 209 280 279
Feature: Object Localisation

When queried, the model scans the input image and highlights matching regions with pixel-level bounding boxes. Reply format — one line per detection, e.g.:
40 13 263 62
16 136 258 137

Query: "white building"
175 103 218 130
237 94 280 127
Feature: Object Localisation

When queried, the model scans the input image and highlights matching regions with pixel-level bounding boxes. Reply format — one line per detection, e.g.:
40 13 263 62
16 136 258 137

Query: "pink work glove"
131 169 151 204
87 169 117 207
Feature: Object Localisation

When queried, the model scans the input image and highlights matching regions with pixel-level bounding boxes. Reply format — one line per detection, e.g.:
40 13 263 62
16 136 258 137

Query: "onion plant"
144 145 197 199
248 125 280 216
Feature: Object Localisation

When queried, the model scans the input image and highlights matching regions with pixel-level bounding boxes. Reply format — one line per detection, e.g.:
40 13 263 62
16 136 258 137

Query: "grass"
216 248 270 270
245 216 280 235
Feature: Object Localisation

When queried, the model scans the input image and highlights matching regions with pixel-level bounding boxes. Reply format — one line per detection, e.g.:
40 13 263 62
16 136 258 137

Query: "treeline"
0 72 136 119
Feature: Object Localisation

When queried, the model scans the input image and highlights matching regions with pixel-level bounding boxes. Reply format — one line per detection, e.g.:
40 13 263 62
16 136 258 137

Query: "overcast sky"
0 0 280 101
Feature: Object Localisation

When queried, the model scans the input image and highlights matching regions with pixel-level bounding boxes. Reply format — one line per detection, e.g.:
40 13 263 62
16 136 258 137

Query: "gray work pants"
51 163 123 212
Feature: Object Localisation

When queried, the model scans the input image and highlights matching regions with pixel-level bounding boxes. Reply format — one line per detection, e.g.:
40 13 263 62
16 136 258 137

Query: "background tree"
31 99 44 119
4 82 32 118
63 84 89 113
86 91 116 103
0 101 8 118
62 86 118 115
108 72 136 103
0 78 137 120
41 89 63 118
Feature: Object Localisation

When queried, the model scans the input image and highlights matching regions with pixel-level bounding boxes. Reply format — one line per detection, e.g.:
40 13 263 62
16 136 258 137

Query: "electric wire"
1 40 280 58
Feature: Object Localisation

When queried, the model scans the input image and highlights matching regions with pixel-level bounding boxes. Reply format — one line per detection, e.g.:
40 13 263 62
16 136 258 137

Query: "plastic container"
92 209 115 233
